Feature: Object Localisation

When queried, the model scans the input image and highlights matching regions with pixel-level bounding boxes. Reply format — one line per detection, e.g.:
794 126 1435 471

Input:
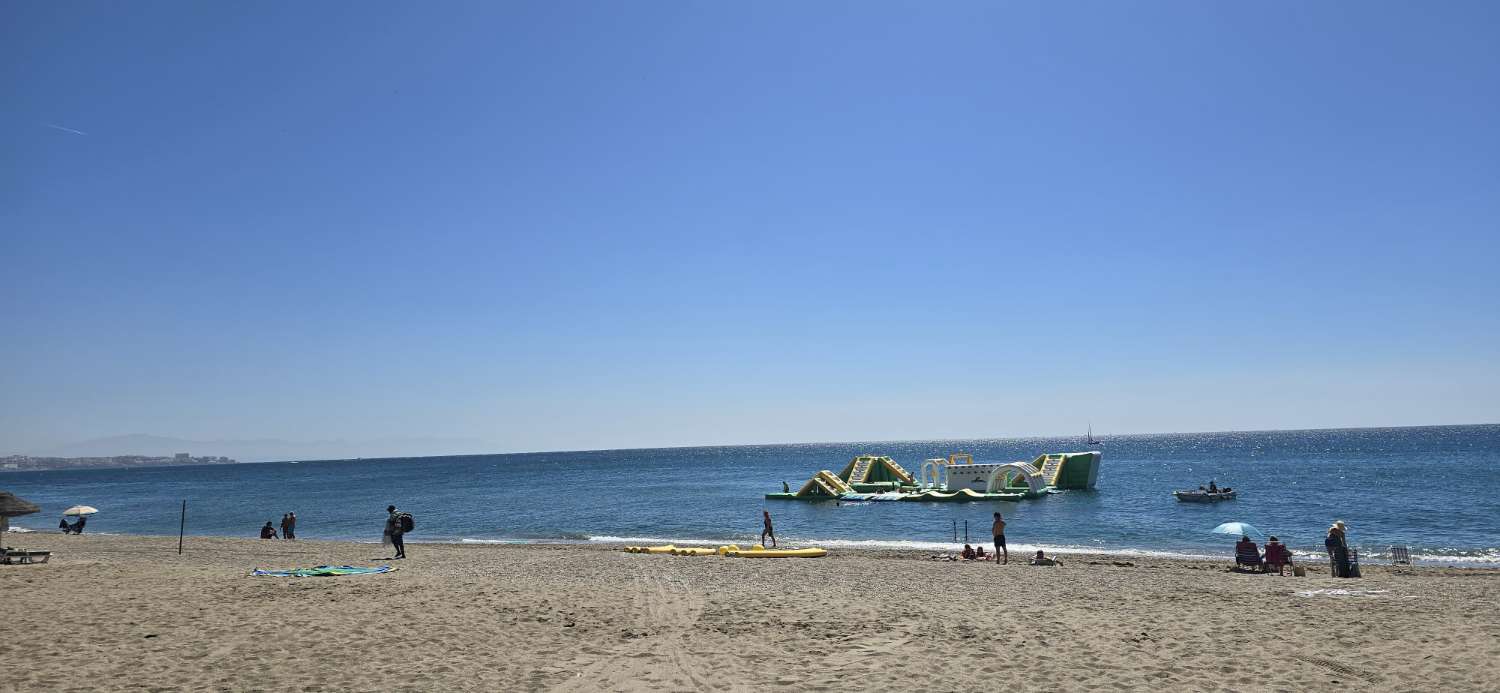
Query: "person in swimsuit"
992 512 1008 565
761 510 776 548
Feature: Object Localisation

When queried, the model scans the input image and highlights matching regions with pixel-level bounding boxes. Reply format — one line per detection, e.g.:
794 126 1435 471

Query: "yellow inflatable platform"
624 544 828 558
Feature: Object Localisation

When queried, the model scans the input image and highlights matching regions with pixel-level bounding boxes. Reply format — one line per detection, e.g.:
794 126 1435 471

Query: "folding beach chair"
1235 544 1265 572
1389 545 1413 572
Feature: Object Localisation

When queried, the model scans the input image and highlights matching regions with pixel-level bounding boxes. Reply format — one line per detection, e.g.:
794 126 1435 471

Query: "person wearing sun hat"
1325 520 1351 577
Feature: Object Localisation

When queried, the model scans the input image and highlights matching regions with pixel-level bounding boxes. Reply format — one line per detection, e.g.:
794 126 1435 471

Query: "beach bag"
398 512 414 533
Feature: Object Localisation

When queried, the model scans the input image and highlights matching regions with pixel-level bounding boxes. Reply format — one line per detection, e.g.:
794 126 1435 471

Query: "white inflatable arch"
986 462 1046 494
919 459 948 490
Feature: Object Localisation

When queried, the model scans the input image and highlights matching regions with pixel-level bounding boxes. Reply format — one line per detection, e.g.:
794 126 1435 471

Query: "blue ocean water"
5 425 1498 565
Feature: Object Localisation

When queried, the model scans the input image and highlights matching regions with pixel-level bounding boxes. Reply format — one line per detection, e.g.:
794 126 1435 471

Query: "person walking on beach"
992 512 1008 565
761 510 776 548
386 505 406 559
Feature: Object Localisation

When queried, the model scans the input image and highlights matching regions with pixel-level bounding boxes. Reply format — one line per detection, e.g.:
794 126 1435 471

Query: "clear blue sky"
3 2 1497 457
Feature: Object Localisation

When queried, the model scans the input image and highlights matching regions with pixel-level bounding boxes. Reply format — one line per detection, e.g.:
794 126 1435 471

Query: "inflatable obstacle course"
768 451 1101 502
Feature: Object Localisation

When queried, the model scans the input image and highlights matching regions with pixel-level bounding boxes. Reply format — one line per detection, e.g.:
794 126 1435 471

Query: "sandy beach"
2 534 1498 692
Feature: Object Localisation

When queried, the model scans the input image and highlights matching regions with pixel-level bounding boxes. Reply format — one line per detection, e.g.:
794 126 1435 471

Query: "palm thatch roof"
0 490 41 517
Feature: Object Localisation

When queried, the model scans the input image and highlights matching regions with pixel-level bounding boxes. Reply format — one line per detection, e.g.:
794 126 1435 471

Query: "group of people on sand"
57 515 86 534
1231 519 1359 577
936 512 1057 566
258 512 297 540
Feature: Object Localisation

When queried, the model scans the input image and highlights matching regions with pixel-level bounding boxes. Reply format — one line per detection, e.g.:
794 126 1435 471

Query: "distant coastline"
0 453 237 473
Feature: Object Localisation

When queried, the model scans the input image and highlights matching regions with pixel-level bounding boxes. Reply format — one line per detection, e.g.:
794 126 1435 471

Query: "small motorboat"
1174 489 1237 503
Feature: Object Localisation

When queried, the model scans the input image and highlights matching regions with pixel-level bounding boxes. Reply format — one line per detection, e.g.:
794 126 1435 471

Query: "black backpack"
398 512 414 533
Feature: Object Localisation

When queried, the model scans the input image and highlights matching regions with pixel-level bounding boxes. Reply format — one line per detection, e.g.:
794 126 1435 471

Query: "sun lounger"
1 549 51 565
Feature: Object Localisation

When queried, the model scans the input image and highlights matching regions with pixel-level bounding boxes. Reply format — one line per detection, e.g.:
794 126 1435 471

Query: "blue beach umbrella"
1211 522 1264 539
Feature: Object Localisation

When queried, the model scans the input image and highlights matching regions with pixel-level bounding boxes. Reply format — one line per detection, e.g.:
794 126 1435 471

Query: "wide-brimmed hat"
1332 520 1347 531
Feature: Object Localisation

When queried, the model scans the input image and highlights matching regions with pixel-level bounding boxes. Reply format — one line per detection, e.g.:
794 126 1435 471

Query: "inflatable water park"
766 451 1101 502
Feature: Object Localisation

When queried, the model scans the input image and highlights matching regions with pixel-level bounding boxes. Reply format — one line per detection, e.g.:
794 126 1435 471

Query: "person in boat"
1030 549 1060 566
259 521 278 540
961 544 976 560
782 481 790 493
1235 535 1263 570
1207 481 1219 493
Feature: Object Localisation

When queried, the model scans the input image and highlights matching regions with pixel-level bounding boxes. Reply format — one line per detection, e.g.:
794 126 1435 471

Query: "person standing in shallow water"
992 512 1008 565
761 510 776 548
281 512 296 540
386 505 406 559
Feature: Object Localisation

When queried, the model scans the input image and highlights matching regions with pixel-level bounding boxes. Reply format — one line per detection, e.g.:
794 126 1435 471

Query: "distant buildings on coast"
0 453 237 472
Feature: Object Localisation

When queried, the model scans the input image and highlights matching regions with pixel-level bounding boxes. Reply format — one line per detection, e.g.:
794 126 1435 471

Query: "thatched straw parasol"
0 490 40 518
0 490 41 539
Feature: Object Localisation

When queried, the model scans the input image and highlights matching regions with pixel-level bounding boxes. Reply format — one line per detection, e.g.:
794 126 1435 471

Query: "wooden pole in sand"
178 500 186 555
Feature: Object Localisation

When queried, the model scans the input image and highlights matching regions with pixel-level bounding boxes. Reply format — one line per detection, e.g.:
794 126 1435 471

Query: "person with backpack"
386 505 407 559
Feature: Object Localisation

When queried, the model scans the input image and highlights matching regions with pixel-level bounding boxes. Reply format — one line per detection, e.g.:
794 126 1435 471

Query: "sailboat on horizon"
1086 424 1101 447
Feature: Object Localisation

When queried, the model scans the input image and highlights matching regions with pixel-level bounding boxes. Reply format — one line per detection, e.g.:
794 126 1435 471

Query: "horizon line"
268 420 1497 464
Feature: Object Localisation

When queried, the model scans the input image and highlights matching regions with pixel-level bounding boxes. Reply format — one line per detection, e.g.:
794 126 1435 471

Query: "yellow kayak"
669 547 718 556
723 547 828 558
623 545 677 554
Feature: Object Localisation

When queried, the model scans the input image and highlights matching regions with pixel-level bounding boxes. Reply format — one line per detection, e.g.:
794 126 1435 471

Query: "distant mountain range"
29 434 496 463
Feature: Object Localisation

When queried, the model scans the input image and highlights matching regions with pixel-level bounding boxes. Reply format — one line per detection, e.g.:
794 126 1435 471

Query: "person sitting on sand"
59 518 71 533
975 545 987 560
72 516 86 534
260 521 278 540
961 544 976 560
1030 550 1060 566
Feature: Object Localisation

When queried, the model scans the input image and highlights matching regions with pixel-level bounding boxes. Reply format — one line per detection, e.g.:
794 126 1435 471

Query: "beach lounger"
1 549 51 565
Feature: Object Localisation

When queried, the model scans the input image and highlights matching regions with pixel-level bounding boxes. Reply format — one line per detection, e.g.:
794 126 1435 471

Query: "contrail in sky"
43 123 88 136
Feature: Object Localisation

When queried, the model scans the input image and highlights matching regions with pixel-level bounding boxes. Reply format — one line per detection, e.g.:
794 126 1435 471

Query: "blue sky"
3 2 1497 457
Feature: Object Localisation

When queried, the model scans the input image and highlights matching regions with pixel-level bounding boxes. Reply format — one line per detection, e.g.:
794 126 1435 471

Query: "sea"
5 425 1498 566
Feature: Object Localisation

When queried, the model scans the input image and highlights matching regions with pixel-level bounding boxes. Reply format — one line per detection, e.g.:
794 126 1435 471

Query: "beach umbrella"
0 491 41 518
62 505 99 516
1212 521 1263 539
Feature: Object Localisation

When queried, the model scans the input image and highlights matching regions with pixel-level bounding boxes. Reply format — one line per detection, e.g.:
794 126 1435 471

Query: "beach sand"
3 534 1498 691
